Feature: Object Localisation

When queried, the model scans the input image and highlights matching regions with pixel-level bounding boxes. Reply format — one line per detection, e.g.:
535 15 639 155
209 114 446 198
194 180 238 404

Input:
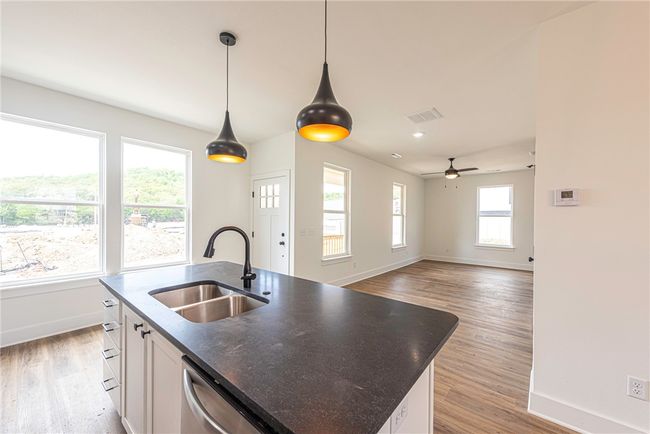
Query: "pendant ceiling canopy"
206 31 247 163
296 0 352 142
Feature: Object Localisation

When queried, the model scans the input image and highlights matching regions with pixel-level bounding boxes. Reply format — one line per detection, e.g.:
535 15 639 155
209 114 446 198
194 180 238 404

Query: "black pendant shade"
296 63 352 142
206 31 247 164
296 0 352 142
206 110 247 163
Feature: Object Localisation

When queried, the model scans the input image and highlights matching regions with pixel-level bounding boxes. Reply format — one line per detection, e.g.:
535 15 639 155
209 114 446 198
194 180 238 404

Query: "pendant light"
296 0 352 142
206 32 247 163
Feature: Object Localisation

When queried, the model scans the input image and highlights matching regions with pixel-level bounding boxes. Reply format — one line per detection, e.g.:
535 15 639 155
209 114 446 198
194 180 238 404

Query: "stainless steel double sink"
151 284 267 323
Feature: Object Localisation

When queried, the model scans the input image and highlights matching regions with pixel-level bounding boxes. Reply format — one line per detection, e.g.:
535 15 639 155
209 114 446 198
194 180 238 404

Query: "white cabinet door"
122 306 147 434
146 329 182 434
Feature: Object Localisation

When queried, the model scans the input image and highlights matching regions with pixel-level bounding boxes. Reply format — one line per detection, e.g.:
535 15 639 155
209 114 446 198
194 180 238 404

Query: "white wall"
0 77 250 346
293 136 424 285
530 3 650 433
423 170 534 271
249 131 295 177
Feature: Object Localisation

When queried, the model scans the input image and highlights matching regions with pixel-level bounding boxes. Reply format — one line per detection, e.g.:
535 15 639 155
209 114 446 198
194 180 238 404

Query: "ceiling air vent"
406 107 443 124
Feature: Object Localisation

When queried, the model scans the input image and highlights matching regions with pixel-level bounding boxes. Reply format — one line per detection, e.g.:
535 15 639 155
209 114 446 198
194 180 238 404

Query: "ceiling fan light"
445 172 459 180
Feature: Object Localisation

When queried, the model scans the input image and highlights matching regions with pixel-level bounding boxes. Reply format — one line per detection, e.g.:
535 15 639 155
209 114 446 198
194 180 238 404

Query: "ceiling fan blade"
457 167 478 172
421 171 444 176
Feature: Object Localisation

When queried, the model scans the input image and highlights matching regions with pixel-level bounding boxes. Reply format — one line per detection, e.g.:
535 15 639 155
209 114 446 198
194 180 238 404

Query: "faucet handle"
242 272 257 281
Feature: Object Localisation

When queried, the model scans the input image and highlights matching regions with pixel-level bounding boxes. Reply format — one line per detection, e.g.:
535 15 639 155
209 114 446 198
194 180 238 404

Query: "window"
392 183 406 247
122 139 190 269
0 114 104 285
260 183 280 209
322 164 350 259
477 185 513 248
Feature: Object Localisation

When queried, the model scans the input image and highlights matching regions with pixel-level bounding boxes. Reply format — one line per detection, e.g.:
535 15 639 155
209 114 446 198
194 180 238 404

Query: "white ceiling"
1 1 583 176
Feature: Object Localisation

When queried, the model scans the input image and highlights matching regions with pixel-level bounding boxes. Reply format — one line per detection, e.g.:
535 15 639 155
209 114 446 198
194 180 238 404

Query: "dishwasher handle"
183 368 229 434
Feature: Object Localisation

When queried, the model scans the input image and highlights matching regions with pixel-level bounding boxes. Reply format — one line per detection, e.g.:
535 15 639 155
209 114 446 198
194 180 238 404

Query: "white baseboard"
423 254 533 271
528 391 647 434
0 310 103 348
328 256 423 287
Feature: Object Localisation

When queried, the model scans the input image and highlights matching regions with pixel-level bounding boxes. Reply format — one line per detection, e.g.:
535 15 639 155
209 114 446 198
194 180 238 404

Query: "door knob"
279 241 285 246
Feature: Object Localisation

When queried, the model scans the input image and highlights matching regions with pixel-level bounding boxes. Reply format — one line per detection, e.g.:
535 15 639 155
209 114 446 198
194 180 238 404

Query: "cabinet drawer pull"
133 323 143 331
102 299 117 308
140 330 151 339
102 322 119 333
101 348 118 360
101 378 118 392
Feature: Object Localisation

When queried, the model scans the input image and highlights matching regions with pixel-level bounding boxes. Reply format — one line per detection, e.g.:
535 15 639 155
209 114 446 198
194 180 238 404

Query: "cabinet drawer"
102 320 121 350
101 332 121 382
101 288 121 324
102 357 121 414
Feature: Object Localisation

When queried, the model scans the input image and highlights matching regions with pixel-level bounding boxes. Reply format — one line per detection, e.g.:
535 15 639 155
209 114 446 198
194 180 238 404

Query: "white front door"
252 175 289 274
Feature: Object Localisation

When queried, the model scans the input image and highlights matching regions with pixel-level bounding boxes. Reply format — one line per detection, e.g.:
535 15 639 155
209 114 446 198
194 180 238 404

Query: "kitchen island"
99 261 458 434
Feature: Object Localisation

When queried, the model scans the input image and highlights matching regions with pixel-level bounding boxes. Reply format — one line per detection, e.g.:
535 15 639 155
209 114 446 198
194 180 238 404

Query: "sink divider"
170 293 241 313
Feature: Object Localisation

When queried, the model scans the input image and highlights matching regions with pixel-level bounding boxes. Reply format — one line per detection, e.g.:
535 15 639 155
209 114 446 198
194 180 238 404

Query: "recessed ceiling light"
412 132 425 138
391 153 402 159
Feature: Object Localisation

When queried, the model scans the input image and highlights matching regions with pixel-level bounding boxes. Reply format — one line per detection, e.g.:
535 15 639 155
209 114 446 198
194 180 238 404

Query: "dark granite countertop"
100 261 458 434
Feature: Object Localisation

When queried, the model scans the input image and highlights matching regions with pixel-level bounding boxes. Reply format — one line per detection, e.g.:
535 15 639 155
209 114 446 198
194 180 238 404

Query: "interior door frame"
250 169 292 275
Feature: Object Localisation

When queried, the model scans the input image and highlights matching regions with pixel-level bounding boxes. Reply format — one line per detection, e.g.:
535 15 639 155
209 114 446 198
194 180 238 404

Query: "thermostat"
554 188 579 206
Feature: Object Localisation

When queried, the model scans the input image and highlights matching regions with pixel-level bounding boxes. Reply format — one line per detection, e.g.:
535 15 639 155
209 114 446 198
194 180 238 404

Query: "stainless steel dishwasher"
181 357 266 434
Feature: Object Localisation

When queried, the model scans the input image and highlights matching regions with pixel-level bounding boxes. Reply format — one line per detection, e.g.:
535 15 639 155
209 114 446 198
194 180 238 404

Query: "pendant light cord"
226 44 229 111
324 0 327 64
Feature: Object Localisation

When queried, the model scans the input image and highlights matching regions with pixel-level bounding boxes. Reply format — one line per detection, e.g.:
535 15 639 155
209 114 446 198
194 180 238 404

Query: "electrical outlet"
627 376 649 401
390 397 408 432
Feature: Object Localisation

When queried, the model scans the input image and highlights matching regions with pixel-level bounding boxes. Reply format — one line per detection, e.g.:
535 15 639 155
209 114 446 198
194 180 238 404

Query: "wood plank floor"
1 260 573 433
1 325 124 434
348 260 574 434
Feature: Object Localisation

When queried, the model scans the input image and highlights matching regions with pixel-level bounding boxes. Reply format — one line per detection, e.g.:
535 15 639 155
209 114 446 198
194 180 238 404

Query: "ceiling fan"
421 157 478 179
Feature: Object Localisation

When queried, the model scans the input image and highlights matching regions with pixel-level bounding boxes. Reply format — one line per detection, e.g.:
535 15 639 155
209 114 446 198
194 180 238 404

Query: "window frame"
322 163 351 261
476 184 514 249
0 113 106 288
392 182 407 249
120 137 192 271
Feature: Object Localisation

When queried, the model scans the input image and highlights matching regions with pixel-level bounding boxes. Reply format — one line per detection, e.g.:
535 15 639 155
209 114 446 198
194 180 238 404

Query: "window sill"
121 260 189 273
0 272 106 300
321 254 353 265
475 244 515 250
392 245 407 251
